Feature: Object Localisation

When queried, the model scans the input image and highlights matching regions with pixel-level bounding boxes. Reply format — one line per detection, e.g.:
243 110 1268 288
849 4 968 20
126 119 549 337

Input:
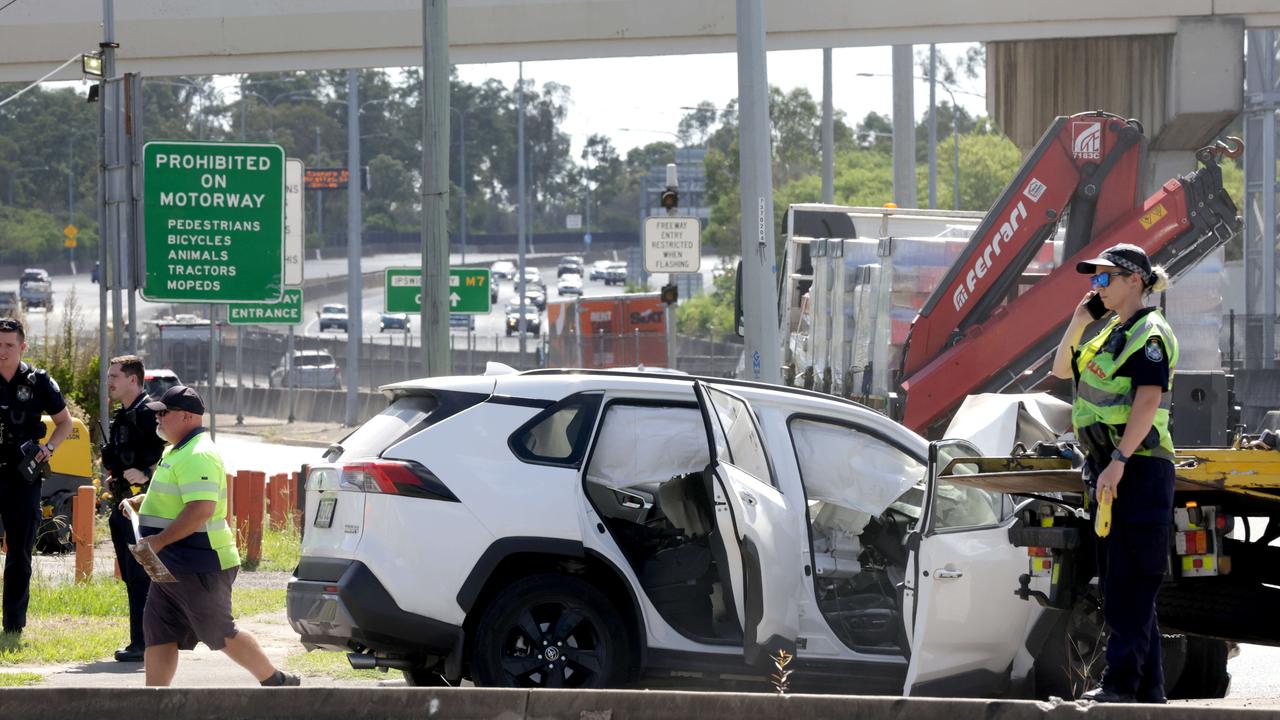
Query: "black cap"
1075 243 1154 284
145 385 205 415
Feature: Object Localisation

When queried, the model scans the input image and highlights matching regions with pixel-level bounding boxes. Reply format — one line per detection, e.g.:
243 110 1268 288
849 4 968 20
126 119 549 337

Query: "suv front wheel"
470 574 628 689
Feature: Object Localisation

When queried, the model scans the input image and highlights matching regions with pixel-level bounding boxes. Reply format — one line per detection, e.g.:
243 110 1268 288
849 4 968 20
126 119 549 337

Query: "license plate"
314 496 337 528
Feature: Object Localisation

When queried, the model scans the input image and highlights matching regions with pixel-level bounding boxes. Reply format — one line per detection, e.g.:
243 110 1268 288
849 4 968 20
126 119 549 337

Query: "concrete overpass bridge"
0 0 1277 80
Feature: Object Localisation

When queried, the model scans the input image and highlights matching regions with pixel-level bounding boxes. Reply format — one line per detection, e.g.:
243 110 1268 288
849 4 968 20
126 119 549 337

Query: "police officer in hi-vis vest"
1051 243 1178 704
0 318 73 635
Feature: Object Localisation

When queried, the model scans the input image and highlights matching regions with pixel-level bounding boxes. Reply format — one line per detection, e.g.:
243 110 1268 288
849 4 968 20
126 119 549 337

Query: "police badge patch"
1145 338 1164 363
15 386 31 402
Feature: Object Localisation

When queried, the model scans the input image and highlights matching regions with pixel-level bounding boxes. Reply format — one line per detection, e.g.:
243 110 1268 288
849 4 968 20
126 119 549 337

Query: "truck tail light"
338 460 457 502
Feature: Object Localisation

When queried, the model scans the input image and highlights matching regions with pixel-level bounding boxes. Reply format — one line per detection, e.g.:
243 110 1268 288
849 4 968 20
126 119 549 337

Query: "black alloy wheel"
471 574 627 689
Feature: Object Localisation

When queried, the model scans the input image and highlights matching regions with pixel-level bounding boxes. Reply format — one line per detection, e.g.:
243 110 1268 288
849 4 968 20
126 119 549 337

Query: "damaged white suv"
287 369 1052 695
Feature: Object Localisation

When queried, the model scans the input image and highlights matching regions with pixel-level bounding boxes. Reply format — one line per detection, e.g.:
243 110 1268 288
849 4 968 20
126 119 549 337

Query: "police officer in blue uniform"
103 354 167 662
0 318 73 635
1051 244 1178 703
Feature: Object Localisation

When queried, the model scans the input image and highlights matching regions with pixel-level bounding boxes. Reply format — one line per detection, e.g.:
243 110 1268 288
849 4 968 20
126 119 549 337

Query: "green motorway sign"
228 288 303 325
385 267 492 314
142 141 286 303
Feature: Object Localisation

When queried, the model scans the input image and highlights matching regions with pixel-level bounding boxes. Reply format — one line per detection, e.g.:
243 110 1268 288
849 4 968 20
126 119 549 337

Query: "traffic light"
660 188 679 210
661 283 679 306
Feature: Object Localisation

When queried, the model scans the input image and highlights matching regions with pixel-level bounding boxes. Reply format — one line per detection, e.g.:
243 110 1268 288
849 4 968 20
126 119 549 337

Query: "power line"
0 0 20 15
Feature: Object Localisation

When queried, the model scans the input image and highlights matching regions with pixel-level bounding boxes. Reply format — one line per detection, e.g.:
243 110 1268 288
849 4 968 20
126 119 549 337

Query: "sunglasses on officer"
1090 271 1132 289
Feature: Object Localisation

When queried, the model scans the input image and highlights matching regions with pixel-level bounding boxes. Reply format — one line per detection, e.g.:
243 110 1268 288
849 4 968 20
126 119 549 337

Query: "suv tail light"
337 460 458 502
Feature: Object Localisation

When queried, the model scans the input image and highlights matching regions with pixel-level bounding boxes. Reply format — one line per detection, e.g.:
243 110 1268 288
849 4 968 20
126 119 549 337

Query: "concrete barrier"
0 687 1272 720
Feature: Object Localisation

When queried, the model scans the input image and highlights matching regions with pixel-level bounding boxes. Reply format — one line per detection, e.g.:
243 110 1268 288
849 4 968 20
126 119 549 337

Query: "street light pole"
928 44 938 209
450 106 468 265
345 69 362 426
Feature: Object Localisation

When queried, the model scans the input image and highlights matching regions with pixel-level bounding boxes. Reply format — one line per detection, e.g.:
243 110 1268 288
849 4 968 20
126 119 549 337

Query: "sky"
454 43 988 157
42 42 988 161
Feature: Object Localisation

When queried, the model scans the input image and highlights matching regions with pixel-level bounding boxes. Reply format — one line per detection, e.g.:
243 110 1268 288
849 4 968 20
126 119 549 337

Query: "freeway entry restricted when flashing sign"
142 141 286 303
385 267 492 314
228 288 303 325
643 216 701 273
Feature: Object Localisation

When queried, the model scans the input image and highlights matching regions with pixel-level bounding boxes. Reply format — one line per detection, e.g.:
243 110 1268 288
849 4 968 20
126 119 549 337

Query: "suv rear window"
330 391 485 461
509 393 602 467
295 354 334 367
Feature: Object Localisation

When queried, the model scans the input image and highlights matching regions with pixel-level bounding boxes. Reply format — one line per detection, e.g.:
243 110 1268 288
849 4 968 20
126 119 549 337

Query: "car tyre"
470 574 628 689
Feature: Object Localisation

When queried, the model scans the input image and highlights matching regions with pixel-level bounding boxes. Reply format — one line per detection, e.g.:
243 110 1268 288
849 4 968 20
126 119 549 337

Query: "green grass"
285 649 386 682
0 673 44 687
0 571 286 666
251 522 301 573
232 587 286 618
0 618 127 665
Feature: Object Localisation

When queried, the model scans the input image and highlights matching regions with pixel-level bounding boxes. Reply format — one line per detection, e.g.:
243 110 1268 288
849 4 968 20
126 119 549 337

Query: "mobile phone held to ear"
1086 293 1108 320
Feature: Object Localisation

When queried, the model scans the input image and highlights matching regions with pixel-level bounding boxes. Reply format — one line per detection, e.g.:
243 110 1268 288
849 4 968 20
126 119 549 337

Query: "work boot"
114 645 144 663
1081 687 1137 704
260 669 301 687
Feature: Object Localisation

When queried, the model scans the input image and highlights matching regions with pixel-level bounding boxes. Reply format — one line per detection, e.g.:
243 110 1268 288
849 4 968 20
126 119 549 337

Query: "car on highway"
490 260 517 281
557 273 583 296
603 262 628 286
589 260 613 281
143 369 182 399
270 349 342 390
287 369 1067 696
380 312 410 332
19 268 53 311
502 304 541 336
0 291 17 317
318 304 348 333
524 286 546 311
522 267 545 290
558 256 585 277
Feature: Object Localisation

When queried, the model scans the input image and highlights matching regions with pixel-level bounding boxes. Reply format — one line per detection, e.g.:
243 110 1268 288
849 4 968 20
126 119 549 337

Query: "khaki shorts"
143 567 239 651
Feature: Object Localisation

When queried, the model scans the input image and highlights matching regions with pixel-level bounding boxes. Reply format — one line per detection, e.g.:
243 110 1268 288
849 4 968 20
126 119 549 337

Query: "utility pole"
421 0 451 377
315 127 324 246
735 0 781 384
891 45 916 208
516 62 529 355
821 48 834 204
345 69 362 426
928 44 938 209
97 0 116 439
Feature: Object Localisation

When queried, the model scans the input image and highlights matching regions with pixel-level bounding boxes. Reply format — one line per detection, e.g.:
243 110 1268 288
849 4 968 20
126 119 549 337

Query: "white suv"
286 369 1050 695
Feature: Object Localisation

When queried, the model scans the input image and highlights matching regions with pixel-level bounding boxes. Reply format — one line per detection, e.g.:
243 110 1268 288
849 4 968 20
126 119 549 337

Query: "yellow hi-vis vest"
1071 308 1179 461
138 429 240 571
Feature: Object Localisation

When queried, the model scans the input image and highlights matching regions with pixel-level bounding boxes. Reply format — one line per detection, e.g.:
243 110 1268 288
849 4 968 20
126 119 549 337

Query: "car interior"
790 418 925 656
582 403 744 644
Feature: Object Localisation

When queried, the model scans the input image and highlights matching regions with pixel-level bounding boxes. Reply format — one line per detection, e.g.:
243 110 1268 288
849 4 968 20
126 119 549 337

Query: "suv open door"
693 381 803 666
903 439 1032 696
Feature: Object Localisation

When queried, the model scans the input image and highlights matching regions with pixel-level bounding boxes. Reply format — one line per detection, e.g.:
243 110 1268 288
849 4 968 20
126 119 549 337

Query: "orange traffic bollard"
226 472 237 534
73 485 95 583
233 470 251 550
268 473 287 531
290 471 302 531
246 471 266 565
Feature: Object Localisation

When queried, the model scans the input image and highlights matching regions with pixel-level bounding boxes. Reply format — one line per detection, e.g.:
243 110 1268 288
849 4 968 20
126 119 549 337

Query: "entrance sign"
228 288 303 325
141 141 285 303
643 217 701 273
285 159 304 286
385 267 492 314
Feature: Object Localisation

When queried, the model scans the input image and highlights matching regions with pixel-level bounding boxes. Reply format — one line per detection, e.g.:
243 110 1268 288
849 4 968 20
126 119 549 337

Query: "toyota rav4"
287 369 1061 695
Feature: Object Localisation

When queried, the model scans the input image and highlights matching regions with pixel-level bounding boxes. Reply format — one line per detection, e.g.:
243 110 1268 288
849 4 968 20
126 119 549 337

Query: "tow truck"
894 111 1239 436
932 434 1280 698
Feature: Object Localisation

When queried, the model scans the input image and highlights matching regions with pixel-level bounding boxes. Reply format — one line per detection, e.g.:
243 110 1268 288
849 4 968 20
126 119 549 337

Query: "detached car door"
694 381 803 665
903 439 1031 697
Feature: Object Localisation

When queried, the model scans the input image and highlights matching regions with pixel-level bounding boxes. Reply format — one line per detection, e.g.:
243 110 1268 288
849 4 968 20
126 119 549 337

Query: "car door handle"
934 569 964 580
738 491 757 506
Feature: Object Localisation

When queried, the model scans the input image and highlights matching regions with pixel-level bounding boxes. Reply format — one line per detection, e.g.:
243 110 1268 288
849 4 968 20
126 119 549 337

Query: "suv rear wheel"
470 574 628 689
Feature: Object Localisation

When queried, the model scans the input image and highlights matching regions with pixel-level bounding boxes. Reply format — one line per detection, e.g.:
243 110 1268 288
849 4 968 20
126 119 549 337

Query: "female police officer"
1050 243 1177 704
